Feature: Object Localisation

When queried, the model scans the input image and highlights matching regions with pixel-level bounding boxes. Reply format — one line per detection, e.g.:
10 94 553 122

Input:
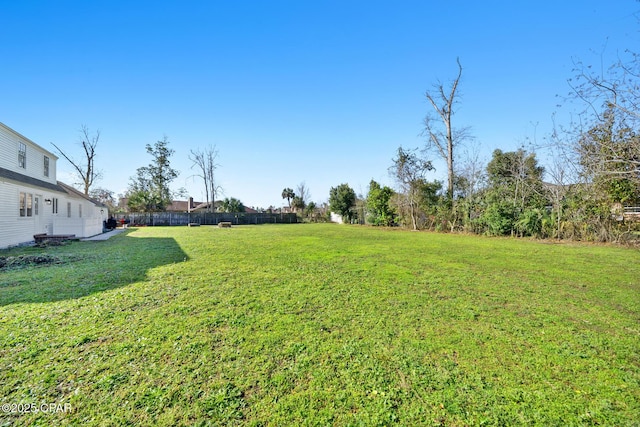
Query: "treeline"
328 52 639 244
330 145 638 243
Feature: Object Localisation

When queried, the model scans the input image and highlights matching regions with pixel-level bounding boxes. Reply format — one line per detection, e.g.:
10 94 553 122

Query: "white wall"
0 181 53 247
330 212 344 224
0 180 107 248
0 123 106 248
0 123 58 186
52 200 105 237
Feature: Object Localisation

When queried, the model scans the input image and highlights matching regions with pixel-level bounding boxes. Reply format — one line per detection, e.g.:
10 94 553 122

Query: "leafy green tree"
477 149 547 236
329 183 356 223
568 50 639 201
578 109 640 204
219 197 245 213
416 179 443 228
366 180 396 226
389 146 435 230
487 149 544 187
291 196 305 212
552 49 640 242
515 207 550 238
126 136 180 212
126 171 157 213
304 201 318 221
476 202 517 236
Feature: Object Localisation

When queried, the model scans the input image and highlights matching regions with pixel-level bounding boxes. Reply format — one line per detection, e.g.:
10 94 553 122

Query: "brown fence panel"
116 212 297 226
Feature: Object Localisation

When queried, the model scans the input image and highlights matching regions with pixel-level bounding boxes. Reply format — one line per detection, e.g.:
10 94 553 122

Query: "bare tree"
565 50 640 192
544 153 573 239
422 58 470 200
52 125 102 195
189 145 221 212
453 143 486 231
296 182 311 206
89 187 116 211
455 142 486 200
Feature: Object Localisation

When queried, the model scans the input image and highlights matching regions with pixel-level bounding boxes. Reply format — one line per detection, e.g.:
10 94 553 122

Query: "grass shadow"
0 230 188 306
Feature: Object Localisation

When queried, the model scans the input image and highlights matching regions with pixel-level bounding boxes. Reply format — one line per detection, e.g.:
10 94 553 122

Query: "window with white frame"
19 193 33 217
79 204 82 218
52 198 58 214
35 197 39 215
67 202 71 217
44 156 50 177
19 192 25 216
18 143 26 168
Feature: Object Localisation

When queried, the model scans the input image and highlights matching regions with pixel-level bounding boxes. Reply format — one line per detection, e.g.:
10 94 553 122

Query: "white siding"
0 181 55 247
0 123 58 186
52 195 105 237
0 126 14 170
0 123 107 248
0 180 107 247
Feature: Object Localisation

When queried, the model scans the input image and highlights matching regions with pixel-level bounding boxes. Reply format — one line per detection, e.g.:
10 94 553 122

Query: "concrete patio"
80 229 127 241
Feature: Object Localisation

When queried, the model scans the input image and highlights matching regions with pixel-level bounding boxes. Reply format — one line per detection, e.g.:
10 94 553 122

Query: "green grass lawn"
1 224 639 426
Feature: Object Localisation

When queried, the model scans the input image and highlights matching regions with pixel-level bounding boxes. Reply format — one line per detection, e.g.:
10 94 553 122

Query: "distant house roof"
166 197 201 212
192 200 258 213
192 200 221 211
0 166 65 192
57 181 107 207
118 197 257 213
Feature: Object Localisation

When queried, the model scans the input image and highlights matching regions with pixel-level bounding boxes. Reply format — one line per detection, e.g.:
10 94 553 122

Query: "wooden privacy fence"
115 212 297 226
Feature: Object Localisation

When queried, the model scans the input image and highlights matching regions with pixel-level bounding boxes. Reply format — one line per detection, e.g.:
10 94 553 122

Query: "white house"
0 122 107 248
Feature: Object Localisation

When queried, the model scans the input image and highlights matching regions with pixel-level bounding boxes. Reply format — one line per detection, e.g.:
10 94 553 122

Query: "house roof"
0 166 65 193
0 167 106 207
57 181 107 207
192 200 258 213
166 198 201 212
192 201 220 211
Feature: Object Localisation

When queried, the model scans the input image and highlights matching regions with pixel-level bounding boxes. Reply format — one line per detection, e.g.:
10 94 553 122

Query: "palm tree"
219 197 245 213
281 188 295 207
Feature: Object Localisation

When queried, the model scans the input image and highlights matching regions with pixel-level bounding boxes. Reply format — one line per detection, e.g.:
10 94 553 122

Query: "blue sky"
1 1 638 208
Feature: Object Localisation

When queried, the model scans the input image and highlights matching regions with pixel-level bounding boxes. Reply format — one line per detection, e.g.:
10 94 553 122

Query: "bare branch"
189 145 221 212
422 58 466 199
52 125 102 195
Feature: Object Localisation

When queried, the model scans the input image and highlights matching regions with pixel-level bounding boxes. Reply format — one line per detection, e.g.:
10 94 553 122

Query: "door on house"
34 195 44 234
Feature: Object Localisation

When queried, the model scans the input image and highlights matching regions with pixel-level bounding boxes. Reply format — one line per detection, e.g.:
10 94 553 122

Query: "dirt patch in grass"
0 254 82 270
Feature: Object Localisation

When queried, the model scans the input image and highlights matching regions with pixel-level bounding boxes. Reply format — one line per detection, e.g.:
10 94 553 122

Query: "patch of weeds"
96 372 130 392
0 254 82 271
202 382 246 422
35 239 72 248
